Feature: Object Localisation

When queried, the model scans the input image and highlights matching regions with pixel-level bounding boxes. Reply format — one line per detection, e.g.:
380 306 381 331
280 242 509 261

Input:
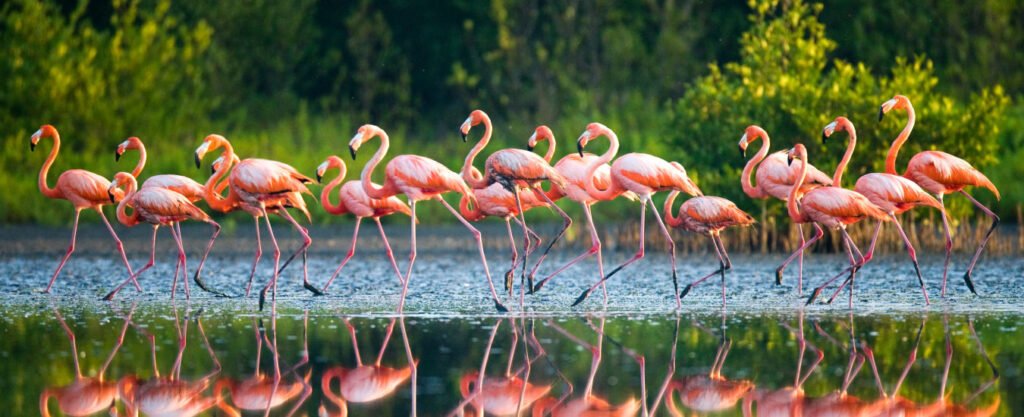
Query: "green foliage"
670 0 1009 218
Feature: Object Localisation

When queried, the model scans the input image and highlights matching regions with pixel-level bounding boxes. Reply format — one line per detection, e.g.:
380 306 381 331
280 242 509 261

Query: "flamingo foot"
805 287 823 305
572 290 590 307
775 268 784 286
679 284 693 300
963 271 978 295
494 299 509 313
258 288 269 311
504 269 514 294
304 282 325 296
526 273 536 295
102 289 118 301
193 273 231 298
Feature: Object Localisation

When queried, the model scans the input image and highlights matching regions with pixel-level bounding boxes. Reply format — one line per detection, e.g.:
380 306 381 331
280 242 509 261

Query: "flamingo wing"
802 188 888 224
682 196 755 229
142 174 206 201
133 188 210 221
487 149 561 184
231 159 312 196
57 169 115 204
387 155 469 196
854 173 941 213
906 151 999 199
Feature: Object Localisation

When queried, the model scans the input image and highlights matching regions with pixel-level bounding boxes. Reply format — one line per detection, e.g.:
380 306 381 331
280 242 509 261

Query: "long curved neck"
203 158 235 212
833 125 856 187
541 136 556 163
742 133 770 199
130 144 147 178
885 103 915 175
321 166 348 216
117 178 140 226
462 118 492 189
663 191 683 228
788 155 808 222
583 130 621 201
38 133 62 199
361 132 391 200
459 193 485 221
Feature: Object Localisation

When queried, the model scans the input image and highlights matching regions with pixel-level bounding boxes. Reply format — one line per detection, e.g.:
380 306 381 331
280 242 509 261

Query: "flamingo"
40 307 132 417
316 156 410 295
115 136 208 201
572 122 703 308
102 172 221 300
785 141 889 307
319 318 417 416
879 94 1001 295
528 126 638 297
29 125 139 294
741 313 824 417
738 125 833 293
348 124 507 312
859 320 945 417
800 316 881 417
823 116 942 305
193 134 321 310
665 191 755 307
460 110 571 294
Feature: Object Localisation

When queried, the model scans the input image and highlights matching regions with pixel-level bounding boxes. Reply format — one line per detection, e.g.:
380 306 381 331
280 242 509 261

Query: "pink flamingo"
739 125 833 293
194 134 321 309
348 124 508 312
102 172 221 300
115 136 208 201
319 319 417 416
316 156 410 295
459 181 549 295
665 191 755 307
29 125 139 294
785 142 888 307
572 123 703 308
528 126 638 297
460 111 571 290
823 116 942 304
879 94 1001 295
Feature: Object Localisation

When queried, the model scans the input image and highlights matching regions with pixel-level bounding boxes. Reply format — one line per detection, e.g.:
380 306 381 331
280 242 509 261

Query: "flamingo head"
108 172 136 203
460 109 488 142
115 137 142 162
822 117 852 144
316 156 344 183
527 125 553 152
739 125 766 157
879 95 909 121
349 124 381 160
30 124 57 151
577 123 607 157
194 134 227 168
787 144 807 166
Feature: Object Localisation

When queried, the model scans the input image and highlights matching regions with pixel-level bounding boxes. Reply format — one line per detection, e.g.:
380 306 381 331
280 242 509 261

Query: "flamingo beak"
30 142 35 152
115 150 121 162
878 106 885 122
526 144 534 152
349 145 358 160
210 165 216 175
316 173 322 183
576 140 584 157
194 152 202 169
108 189 116 203
788 153 796 166
740 145 746 158
461 131 468 142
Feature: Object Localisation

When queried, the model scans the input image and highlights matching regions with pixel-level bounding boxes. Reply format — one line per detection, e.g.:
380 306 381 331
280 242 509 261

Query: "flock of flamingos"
29 94 1001 311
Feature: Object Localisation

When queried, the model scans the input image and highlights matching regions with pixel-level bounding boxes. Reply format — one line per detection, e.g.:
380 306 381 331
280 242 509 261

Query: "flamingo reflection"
532 317 643 417
452 318 552 416
800 314 878 417
116 307 220 417
320 318 418 416
40 306 133 417
742 311 824 416
215 312 312 417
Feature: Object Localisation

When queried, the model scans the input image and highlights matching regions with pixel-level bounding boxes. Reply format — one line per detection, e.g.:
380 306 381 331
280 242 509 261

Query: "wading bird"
316 156 410 294
115 136 207 201
879 94 1001 295
319 318 417 416
194 134 320 309
739 125 832 293
665 190 755 307
572 123 703 308
102 172 221 300
30 125 139 294
348 124 507 312
824 116 942 304
460 111 571 294
528 126 638 298
786 143 888 307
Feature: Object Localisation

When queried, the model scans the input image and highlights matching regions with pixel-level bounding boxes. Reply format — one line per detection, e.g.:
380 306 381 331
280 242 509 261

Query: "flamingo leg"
824 229 867 302
345 319 364 366
889 215 929 304
54 309 83 377
777 223 824 289
169 223 190 299
648 197 681 308
806 226 857 305
860 219 885 266
169 225 181 300
525 185 572 290
396 200 416 313
679 233 727 302
573 199 649 307
97 207 141 291
374 218 406 287
322 217 362 292
258 209 281 311
715 234 733 308
245 216 263 297
960 190 1000 294
797 223 805 295
532 202 605 296
45 208 83 293
937 194 953 297
375 319 398 366
193 220 224 297
437 196 508 313
275 208 321 296
103 225 159 301
503 217 519 295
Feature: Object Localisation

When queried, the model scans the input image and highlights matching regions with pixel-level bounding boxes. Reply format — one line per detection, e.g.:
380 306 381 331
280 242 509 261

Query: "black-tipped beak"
461 131 468 142
526 144 534 152
878 107 885 122
115 151 121 162
349 145 358 160
576 140 584 157
316 173 323 183
108 190 116 203
194 153 201 169
210 165 216 175
740 145 746 158
821 132 828 143
788 154 796 166
30 143 36 152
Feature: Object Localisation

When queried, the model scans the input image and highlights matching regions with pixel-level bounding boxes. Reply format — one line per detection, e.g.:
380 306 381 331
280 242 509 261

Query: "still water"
4 306 1018 416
